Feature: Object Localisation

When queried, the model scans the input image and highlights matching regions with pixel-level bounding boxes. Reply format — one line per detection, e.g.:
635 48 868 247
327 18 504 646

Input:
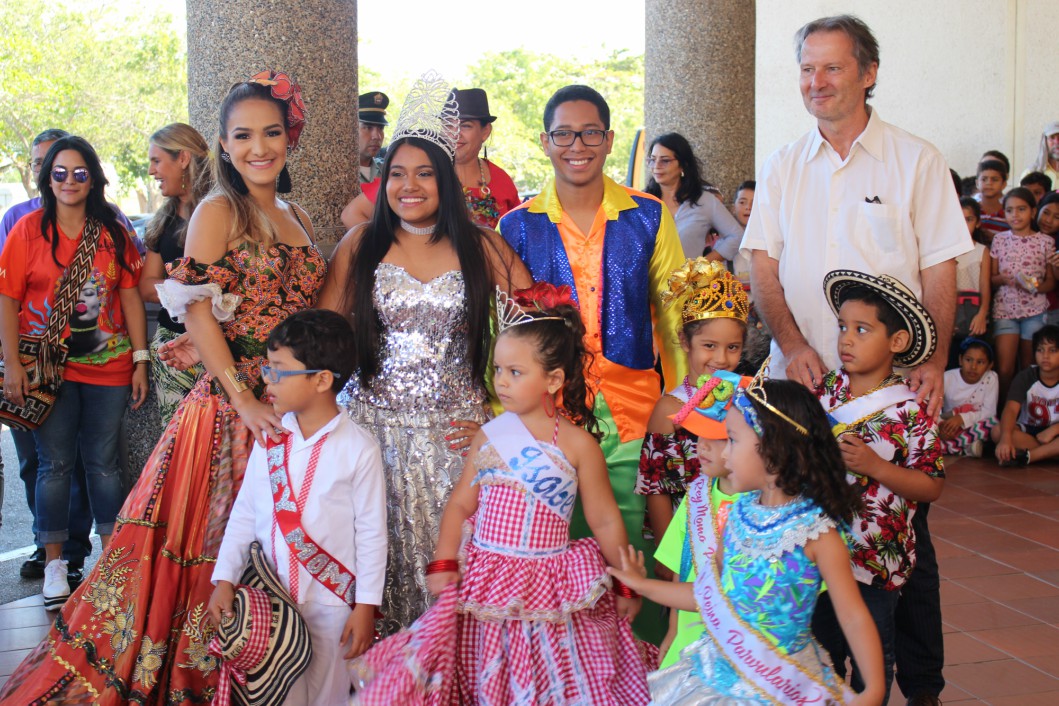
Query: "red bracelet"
612 577 639 599
426 559 459 575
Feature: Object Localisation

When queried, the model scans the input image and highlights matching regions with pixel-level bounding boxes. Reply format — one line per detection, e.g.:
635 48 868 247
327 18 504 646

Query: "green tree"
0 1 187 211
466 48 644 194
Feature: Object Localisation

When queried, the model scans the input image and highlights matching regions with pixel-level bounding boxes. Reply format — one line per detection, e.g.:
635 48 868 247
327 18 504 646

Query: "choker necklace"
400 220 436 236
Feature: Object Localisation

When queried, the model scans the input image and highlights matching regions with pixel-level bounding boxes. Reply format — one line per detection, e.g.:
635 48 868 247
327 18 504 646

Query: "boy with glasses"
498 84 685 642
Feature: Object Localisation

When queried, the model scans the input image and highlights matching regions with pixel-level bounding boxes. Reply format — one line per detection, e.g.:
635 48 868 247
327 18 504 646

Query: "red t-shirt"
0 210 143 386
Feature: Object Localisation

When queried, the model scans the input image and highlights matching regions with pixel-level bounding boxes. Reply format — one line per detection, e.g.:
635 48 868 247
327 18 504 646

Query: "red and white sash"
480 412 577 521
267 433 357 607
688 481 853 705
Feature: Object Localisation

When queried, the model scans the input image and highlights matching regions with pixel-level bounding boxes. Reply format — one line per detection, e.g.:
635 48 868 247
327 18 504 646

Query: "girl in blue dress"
609 377 884 706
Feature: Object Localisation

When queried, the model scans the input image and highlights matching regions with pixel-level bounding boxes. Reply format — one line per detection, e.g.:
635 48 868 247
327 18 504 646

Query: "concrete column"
186 0 357 248
645 0 755 201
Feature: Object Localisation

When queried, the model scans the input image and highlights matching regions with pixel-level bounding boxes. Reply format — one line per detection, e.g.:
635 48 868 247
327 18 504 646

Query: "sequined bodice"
472 442 575 558
720 493 836 654
344 264 483 412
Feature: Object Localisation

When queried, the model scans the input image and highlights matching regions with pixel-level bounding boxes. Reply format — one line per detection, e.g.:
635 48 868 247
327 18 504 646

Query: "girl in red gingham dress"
351 284 656 705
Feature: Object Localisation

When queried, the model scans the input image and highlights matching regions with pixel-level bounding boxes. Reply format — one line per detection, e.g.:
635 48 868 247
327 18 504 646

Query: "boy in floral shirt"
810 271 944 705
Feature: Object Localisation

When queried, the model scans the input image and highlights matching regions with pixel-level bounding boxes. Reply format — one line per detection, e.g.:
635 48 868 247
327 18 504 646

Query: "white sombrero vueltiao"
210 541 312 706
823 270 937 368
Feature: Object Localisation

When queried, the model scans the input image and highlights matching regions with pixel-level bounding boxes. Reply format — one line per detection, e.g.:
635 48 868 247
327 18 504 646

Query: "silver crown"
496 287 564 333
389 70 460 160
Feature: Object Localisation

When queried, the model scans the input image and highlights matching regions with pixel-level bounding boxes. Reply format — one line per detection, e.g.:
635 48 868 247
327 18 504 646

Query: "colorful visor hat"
670 370 751 439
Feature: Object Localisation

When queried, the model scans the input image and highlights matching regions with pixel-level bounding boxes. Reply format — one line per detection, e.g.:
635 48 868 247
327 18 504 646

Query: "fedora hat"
823 270 937 368
450 88 496 123
211 541 312 706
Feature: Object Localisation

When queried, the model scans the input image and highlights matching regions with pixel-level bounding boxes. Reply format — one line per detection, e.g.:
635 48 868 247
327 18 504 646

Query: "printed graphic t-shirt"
0 210 142 386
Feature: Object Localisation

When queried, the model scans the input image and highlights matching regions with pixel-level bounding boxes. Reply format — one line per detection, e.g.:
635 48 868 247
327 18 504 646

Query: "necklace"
681 375 695 399
400 220 436 236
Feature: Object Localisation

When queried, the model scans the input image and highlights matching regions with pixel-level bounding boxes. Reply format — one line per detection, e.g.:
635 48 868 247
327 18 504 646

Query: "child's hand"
1048 251 1059 268
995 439 1016 463
839 436 882 477
207 581 236 629
938 415 964 440
426 570 459 596
969 310 988 336
615 595 642 622
341 603 377 659
606 544 648 593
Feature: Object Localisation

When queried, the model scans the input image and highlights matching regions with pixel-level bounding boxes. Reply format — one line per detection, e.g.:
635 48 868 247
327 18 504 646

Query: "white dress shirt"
741 109 973 375
213 411 387 606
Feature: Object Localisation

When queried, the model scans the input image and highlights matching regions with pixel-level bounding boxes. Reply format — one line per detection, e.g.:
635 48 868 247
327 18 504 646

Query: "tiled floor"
1 457 1058 703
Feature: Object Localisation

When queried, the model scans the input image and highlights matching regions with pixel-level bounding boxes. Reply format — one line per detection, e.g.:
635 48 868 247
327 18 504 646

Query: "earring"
542 392 556 419
277 165 292 193
221 152 232 163
680 170 685 178
181 169 187 192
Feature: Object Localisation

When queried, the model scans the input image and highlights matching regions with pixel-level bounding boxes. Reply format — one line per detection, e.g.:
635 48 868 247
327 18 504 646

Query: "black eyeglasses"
260 364 327 384
546 129 608 147
52 167 90 184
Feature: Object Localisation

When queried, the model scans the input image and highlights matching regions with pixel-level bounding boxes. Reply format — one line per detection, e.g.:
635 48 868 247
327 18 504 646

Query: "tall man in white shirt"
741 15 971 706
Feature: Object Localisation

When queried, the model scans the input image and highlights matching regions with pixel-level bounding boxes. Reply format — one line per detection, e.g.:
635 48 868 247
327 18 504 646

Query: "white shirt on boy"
213 411 387 607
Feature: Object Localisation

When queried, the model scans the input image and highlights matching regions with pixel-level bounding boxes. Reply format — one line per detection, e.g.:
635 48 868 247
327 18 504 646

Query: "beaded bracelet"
426 559 459 575
612 577 639 599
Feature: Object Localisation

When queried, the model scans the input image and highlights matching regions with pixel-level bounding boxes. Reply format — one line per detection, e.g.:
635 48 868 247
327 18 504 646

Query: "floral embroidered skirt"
0 376 252 705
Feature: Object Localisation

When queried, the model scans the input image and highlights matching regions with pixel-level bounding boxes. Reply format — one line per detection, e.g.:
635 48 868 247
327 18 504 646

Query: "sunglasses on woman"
52 166 90 184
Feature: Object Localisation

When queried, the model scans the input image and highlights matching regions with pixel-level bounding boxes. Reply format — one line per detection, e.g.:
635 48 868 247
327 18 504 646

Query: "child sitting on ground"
992 324 1059 466
813 271 944 705
209 309 387 705
940 338 999 457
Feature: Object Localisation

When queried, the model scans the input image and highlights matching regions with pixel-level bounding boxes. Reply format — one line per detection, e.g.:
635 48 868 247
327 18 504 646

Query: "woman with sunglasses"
0 135 148 611
645 132 745 261
0 71 323 705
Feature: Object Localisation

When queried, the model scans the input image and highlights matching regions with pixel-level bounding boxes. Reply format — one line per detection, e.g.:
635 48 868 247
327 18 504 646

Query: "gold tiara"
741 357 808 435
496 287 564 333
660 258 749 326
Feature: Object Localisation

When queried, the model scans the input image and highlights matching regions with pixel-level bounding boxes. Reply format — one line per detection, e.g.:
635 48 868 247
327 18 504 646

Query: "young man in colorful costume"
499 84 686 641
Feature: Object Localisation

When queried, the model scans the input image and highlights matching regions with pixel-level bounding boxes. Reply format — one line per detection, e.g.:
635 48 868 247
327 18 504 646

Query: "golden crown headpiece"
733 356 808 436
660 258 749 326
389 70 460 161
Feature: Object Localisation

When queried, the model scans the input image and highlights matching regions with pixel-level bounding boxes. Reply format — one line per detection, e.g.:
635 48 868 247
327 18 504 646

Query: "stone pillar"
645 0 755 202
186 0 357 249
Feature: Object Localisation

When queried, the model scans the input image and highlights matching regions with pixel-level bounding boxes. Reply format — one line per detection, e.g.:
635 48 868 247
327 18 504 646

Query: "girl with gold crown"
634 258 749 551
318 71 531 636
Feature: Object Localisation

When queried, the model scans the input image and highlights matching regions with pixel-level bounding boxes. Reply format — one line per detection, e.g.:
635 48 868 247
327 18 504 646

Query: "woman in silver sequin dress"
319 132 531 635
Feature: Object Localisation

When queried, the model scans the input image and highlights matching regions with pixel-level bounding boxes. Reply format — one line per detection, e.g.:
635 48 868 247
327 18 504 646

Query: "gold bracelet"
224 365 249 394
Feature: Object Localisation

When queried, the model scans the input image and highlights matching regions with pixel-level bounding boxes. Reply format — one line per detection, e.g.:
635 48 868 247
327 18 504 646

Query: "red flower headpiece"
248 70 307 150
513 283 578 313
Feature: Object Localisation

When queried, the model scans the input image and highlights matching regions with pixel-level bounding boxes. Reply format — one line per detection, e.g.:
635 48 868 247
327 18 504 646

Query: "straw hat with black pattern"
823 270 937 368
208 541 312 706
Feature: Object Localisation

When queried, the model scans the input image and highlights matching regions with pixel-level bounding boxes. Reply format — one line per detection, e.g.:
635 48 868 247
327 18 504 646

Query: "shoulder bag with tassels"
0 218 104 431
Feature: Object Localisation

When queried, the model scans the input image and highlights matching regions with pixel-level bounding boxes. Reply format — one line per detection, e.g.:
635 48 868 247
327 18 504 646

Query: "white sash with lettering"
480 412 577 522
825 379 916 436
688 482 853 705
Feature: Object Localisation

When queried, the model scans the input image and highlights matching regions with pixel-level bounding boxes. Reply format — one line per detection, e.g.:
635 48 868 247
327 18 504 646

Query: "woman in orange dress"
0 70 322 705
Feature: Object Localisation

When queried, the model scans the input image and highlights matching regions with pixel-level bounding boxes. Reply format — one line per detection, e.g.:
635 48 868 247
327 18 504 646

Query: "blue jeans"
33 380 130 543
812 581 899 704
12 427 94 567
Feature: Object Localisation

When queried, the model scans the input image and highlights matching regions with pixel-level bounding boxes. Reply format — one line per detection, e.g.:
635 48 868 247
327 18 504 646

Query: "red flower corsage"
513 282 578 313
249 69 307 150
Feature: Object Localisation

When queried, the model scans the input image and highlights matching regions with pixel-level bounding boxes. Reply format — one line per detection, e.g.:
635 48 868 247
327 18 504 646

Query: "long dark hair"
644 132 705 206
343 136 498 386
37 135 132 273
749 380 862 524
502 304 600 440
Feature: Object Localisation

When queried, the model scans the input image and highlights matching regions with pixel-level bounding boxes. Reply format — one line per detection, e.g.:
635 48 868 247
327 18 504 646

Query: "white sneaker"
968 440 984 458
42 558 70 610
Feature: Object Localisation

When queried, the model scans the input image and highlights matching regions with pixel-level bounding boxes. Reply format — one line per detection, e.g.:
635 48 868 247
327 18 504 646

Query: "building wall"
755 0 1055 181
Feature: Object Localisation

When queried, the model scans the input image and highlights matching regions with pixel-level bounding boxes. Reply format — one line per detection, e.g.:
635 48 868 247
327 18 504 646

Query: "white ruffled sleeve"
156 280 242 323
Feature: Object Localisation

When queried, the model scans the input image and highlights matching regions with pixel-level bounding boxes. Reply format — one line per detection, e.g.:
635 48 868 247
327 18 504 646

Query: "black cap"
358 91 389 126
